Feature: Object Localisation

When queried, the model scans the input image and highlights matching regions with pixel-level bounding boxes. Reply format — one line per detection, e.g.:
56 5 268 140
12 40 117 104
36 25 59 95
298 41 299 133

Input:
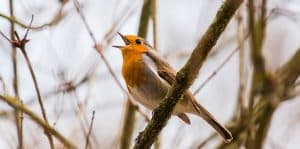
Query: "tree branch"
85 111 96 149
278 49 300 90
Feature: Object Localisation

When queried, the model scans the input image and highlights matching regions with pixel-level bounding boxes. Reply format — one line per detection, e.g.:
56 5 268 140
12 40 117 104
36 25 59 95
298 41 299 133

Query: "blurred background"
0 0 300 148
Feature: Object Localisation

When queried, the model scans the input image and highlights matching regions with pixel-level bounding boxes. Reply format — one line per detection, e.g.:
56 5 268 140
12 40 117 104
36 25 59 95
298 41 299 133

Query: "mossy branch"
133 0 243 148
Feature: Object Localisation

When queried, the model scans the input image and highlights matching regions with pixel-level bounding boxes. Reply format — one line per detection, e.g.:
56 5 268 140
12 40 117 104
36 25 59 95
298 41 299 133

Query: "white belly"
127 84 192 115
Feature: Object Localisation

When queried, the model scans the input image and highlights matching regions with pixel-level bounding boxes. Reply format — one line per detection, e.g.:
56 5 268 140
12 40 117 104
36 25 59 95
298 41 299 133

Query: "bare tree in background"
0 0 300 149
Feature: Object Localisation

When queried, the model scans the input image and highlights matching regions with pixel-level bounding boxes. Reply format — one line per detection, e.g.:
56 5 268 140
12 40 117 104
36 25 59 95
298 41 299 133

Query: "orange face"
113 33 151 55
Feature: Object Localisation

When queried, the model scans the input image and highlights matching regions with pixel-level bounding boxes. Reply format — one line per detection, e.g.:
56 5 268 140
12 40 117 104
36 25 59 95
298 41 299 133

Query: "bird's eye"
135 39 142 45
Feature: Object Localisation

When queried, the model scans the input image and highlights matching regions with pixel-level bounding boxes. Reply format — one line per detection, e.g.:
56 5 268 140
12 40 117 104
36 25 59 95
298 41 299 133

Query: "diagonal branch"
133 0 244 148
85 111 96 149
277 49 300 90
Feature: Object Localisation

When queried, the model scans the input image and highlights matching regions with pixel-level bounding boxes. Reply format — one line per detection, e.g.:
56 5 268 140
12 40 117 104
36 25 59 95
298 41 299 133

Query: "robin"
113 32 232 142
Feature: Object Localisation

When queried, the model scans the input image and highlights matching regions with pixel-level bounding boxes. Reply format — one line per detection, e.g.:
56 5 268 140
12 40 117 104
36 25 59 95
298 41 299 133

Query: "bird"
113 32 233 142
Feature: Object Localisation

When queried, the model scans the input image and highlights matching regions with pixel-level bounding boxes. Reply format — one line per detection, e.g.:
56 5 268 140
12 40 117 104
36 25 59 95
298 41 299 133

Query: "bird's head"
113 32 152 55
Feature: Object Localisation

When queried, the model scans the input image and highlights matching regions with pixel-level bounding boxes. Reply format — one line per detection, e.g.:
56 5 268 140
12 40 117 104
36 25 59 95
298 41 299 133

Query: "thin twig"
193 48 239 95
0 31 11 41
72 91 99 149
193 17 251 96
0 95 77 149
197 133 218 149
85 111 96 149
8 0 23 148
19 100 24 149
0 77 8 93
0 1 68 30
20 20 55 149
1 16 55 149
102 1 137 46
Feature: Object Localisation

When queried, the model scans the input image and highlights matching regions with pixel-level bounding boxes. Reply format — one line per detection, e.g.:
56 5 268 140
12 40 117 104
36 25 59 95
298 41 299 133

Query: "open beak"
112 45 125 48
112 32 130 49
117 32 130 45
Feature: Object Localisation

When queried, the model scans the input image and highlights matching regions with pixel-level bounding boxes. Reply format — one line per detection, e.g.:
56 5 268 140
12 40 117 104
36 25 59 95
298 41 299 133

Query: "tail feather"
190 97 233 142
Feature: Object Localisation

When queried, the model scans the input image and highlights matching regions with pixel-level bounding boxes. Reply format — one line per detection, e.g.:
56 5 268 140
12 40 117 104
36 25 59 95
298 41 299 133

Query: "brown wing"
146 50 176 85
146 49 233 142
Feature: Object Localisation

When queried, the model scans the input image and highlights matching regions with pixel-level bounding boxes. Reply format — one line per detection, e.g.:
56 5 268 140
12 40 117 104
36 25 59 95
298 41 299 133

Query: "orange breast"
122 53 147 87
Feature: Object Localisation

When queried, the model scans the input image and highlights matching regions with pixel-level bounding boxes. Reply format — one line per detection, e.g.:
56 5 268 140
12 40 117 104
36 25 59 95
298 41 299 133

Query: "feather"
177 113 191 124
145 49 176 85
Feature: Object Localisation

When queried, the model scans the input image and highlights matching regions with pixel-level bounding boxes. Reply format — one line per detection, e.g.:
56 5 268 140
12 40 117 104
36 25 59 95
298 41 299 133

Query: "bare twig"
0 77 8 93
197 133 218 149
20 17 55 149
102 1 137 46
0 95 77 149
193 47 239 95
8 0 23 148
192 9 252 97
72 91 99 149
85 111 96 149
0 0 68 30
1 16 55 149
0 31 11 41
